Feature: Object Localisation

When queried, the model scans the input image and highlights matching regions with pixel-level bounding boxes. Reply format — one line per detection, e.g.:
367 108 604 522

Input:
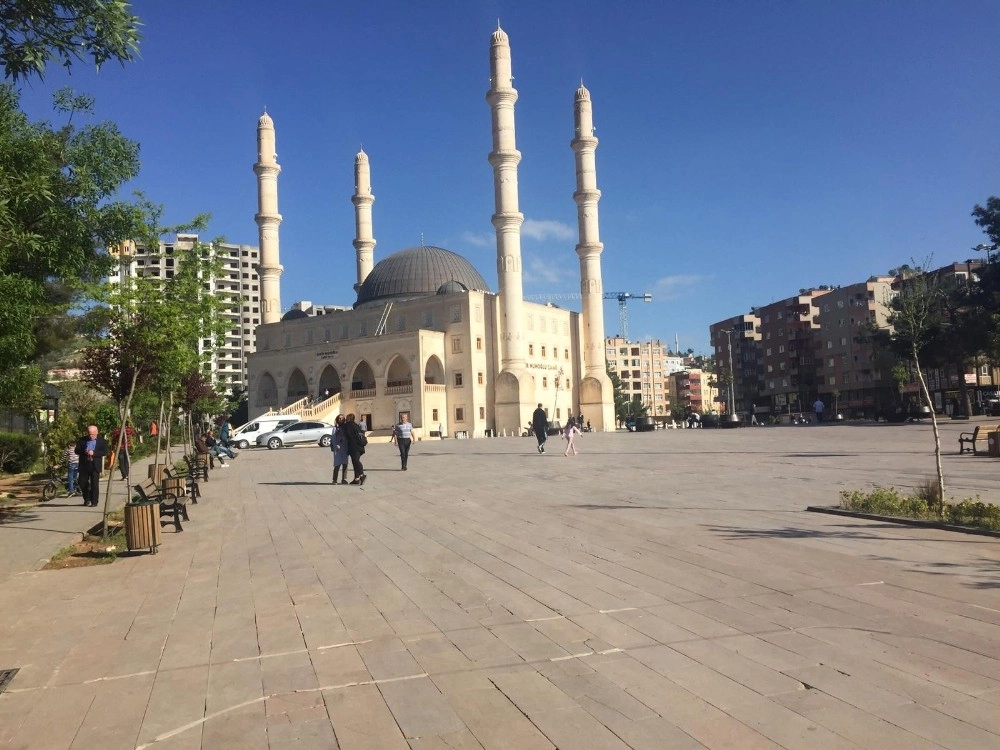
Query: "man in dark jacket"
531 403 548 454
74 424 109 507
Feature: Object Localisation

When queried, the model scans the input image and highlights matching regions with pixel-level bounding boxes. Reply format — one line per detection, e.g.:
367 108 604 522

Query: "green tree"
0 0 140 81
0 84 143 414
888 263 946 511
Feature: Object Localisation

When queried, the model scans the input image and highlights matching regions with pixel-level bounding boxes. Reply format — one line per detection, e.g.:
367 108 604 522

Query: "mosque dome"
355 245 490 308
437 280 469 295
281 308 308 321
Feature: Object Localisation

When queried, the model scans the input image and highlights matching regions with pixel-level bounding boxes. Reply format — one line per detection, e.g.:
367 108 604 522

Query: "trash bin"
989 431 1000 458
147 463 168 484
162 476 185 500
124 500 161 554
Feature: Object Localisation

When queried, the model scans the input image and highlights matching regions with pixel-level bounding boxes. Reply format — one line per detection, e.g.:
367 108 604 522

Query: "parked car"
256 420 333 449
230 416 301 449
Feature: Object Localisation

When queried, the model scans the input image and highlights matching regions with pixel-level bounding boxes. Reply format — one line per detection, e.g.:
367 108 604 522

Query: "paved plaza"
0 421 998 749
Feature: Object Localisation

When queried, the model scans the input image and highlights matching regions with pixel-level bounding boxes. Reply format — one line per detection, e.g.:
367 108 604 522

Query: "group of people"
531 403 584 457
195 422 238 467
330 413 369 485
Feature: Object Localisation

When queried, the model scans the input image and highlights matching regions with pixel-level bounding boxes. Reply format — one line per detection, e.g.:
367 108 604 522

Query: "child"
563 419 582 456
64 440 79 495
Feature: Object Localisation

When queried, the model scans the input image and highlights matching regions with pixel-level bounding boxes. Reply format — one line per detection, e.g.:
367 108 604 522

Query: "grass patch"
44 527 129 569
840 486 1000 531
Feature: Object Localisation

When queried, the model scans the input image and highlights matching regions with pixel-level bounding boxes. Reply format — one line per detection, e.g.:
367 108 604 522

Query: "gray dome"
437 280 469 295
355 245 490 307
282 309 308 321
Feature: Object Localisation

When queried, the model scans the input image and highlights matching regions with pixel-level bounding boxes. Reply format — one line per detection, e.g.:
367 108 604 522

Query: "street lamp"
974 243 997 263
722 327 741 426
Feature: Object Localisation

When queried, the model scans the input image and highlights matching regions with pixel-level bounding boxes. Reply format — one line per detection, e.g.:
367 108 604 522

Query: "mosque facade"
246 27 615 437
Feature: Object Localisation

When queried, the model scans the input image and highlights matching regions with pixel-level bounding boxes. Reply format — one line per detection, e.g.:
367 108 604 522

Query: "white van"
230 415 301 449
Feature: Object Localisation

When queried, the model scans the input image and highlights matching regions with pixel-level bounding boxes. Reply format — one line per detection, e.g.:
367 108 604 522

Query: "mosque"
246 27 615 437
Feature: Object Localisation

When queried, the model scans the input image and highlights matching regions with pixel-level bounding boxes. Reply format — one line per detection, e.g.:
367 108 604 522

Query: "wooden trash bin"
148 463 169 484
988 431 1000 458
124 500 161 553
161 476 185 500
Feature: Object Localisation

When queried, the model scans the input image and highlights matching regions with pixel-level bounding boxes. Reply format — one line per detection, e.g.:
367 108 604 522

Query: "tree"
0 84 143 414
888 263 946 511
0 0 140 81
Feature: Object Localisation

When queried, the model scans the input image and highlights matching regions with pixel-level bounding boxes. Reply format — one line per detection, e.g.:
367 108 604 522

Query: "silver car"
256 420 333 450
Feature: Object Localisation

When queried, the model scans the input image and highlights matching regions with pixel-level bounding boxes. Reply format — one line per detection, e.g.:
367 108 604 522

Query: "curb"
805 506 1000 538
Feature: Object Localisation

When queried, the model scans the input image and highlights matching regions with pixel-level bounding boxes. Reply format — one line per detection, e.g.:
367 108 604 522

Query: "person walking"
220 417 237 455
64 440 79 496
331 415 349 484
75 425 108 507
749 402 759 426
344 413 367 486
110 424 136 481
531 403 548 453
812 398 825 424
392 413 414 470
563 419 582 456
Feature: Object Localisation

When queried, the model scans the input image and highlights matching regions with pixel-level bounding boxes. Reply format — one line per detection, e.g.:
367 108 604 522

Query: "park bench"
958 423 1000 455
132 479 187 532
165 465 200 503
185 453 209 482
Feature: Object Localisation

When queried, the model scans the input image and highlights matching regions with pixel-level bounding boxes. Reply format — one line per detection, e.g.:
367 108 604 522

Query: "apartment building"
668 368 716 415
709 312 762 415
813 277 895 416
110 235 261 388
605 337 683 417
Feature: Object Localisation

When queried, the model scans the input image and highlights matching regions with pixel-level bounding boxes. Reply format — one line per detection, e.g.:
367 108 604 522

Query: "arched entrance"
286 368 308 404
350 361 375 395
386 355 413 392
318 365 342 399
424 355 444 384
257 372 278 409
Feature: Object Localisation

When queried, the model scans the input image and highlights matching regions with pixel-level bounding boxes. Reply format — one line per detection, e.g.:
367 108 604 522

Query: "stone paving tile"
1 426 999 748
322 683 409 750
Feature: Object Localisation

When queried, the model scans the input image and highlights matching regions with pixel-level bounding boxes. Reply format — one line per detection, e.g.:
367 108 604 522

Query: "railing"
277 396 309 415
350 388 376 399
385 384 413 395
301 392 341 419
424 383 446 393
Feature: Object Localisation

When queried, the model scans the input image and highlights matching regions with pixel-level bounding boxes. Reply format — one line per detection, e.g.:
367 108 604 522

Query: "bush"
840 486 1000 531
0 433 42 474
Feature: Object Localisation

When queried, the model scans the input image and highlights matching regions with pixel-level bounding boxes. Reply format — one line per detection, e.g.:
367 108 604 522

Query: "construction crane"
523 291 652 339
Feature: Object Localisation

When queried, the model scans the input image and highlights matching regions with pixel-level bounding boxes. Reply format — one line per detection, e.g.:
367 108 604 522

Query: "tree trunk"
914 353 945 513
102 370 139 539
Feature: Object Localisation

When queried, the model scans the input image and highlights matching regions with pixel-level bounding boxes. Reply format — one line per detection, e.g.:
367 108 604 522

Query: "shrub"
840 486 1000 531
0 433 42 474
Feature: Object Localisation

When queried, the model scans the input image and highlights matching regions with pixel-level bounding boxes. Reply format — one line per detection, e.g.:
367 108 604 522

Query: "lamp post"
722 327 740 426
974 243 997 264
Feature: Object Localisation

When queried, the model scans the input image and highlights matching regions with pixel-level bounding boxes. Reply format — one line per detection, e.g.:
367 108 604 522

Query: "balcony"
350 388 376 398
385 381 413 395
424 383 446 393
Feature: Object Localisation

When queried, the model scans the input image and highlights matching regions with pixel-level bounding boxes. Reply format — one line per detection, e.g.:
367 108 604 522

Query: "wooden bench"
133 479 187 532
185 454 209 482
958 423 1000 455
165 465 200 504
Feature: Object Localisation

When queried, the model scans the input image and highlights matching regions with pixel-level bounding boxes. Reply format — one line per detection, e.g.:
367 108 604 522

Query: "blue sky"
14 1 1000 352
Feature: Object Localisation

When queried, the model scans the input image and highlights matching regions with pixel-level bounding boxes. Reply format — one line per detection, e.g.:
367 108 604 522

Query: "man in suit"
75 424 109 507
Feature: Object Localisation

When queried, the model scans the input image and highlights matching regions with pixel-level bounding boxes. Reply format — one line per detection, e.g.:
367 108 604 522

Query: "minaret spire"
572 82 605 378
487 25 526 372
352 148 376 293
254 111 283 323
572 82 615 431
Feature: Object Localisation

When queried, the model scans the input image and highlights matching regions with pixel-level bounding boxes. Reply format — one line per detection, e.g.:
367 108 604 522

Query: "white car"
256 420 333 450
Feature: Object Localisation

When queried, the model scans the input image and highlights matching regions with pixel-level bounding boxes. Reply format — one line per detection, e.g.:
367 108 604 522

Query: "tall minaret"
571 82 606 378
352 148 376 293
571 83 615 431
254 111 283 323
487 25 527 374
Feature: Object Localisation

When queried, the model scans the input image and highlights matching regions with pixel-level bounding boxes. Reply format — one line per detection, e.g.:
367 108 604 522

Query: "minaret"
352 148 376 293
487 25 527 373
572 81 606 379
254 111 283 323
571 83 616 431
